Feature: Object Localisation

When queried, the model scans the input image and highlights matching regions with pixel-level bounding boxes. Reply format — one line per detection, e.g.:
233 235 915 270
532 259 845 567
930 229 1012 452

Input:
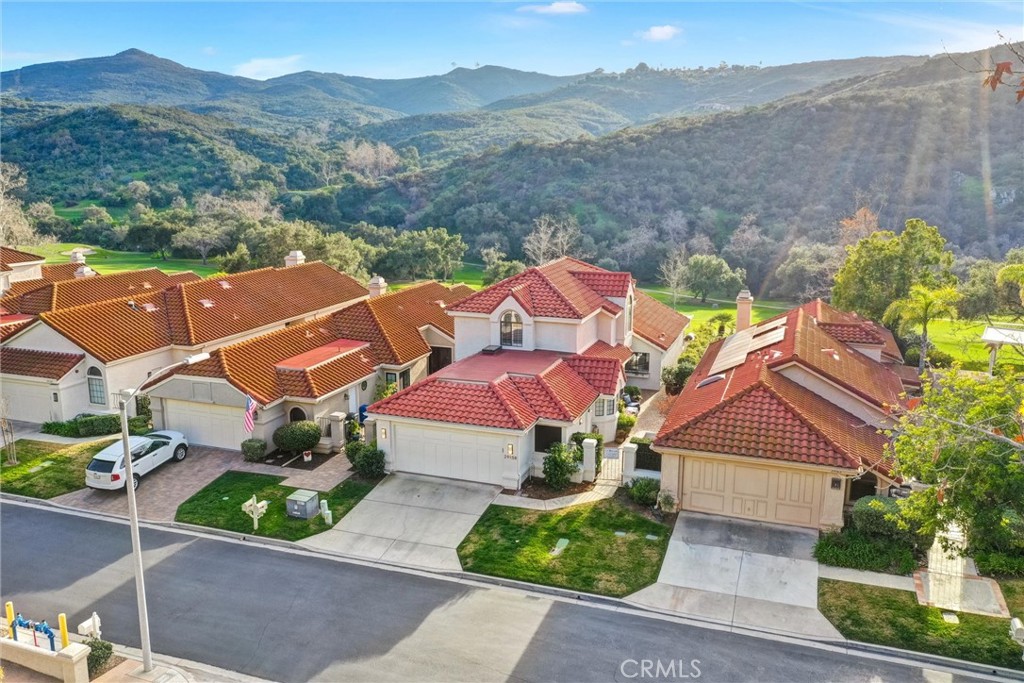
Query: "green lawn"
0 439 115 499
818 578 1024 670
174 471 377 541
30 242 221 277
639 287 792 327
53 200 130 223
457 496 670 597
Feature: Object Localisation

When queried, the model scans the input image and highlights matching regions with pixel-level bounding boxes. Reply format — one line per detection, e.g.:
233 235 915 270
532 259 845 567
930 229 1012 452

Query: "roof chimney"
74 265 97 279
735 289 754 331
284 250 306 268
69 250 87 265
368 274 388 298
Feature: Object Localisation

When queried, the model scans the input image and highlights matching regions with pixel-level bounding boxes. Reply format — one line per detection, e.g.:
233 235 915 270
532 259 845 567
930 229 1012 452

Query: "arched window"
289 407 307 422
87 366 106 405
500 311 523 347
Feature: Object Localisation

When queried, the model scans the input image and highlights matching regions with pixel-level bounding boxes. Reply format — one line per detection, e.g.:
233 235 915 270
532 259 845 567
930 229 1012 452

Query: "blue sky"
2 2 1021 79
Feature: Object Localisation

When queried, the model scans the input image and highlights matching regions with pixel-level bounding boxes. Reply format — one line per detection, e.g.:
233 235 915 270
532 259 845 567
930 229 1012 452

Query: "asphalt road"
0 503 992 683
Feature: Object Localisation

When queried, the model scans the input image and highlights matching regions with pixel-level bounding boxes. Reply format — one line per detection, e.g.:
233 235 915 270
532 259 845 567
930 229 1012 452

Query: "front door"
428 346 453 374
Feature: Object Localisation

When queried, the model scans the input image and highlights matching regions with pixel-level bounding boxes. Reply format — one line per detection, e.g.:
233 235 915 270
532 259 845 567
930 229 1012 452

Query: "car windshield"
87 458 117 473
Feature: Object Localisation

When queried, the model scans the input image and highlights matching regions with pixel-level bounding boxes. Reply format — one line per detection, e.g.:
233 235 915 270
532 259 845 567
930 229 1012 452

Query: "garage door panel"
4 380 57 423
164 400 247 450
393 424 505 485
683 456 823 529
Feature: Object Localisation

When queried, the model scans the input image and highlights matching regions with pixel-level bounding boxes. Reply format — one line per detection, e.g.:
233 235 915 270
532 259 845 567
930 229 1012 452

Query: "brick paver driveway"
52 445 353 523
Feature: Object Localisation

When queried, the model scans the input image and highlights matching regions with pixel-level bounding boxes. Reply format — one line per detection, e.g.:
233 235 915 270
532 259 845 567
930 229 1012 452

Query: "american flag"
244 395 258 432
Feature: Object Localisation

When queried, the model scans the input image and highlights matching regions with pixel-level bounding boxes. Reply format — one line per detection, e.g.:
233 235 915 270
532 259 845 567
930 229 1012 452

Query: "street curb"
5 494 1023 680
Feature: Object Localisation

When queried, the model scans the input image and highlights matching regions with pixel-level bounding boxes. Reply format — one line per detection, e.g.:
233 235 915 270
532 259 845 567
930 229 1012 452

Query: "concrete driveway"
626 512 841 639
299 474 500 572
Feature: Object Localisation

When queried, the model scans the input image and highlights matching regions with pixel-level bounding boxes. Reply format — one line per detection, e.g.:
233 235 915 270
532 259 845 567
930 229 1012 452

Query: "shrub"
353 442 386 478
658 489 676 511
127 415 150 435
272 420 321 455
241 438 267 462
570 431 604 475
374 382 397 401
622 385 642 400
135 395 153 418
904 346 956 369
661 360 696 395
974 551 1024 577
41 420 79 437
851 495 929 549
617 413 636 433
813 530 917 575
543 442 578 491
77 414 121 437
628 477 660 506
345 440 367 467
85 637 113 676
345 419 361 443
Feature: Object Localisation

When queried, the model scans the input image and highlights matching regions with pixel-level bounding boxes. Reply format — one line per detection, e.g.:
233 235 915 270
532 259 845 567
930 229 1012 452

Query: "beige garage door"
3 378 58 423
163 400 248 450
682 456 823 528
392 423 506 485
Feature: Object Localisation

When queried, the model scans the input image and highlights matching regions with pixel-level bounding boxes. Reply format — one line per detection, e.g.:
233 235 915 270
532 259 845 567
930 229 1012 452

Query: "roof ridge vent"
219 280 232 289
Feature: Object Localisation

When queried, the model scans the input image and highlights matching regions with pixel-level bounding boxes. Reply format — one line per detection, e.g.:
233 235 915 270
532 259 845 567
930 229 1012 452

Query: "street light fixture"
118 352 209 672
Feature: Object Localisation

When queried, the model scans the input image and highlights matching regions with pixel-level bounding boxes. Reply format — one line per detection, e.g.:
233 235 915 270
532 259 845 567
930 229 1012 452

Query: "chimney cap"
368 274 387 285
736 289 753 301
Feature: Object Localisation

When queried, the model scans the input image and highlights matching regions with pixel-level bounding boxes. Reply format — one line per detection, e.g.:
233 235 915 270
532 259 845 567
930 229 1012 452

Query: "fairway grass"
32 242 221 277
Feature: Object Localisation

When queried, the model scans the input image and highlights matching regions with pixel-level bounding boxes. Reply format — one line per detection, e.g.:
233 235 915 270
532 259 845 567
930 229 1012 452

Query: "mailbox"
286 489 320 519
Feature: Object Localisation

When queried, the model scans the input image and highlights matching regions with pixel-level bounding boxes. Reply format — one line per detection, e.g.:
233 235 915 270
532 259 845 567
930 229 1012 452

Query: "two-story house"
368 257 690 490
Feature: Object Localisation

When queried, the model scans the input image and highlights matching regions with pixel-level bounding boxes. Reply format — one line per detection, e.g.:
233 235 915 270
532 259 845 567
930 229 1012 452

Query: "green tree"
481 247 525 285
771 243 843 302
883 285 962 373
832 218 956 321
998 262 1024 306
888 368 1024 551
683 254 745 303
171 221 230 265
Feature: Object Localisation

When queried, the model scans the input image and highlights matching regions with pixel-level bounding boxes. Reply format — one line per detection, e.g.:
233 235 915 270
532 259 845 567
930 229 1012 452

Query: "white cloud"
518 1 588 15
638 25 681 42
233 55 303 80
201 46 217 56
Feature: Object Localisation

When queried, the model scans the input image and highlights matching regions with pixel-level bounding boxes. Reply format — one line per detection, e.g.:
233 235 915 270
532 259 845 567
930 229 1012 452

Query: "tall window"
625 352 650 377
500 311 523 347
87 366 105 405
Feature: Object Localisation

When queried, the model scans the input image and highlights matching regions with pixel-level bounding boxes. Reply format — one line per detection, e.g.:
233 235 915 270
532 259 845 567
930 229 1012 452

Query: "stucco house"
653 295 916 530
0 255 367 423
143 281 473 450
367 257 691 490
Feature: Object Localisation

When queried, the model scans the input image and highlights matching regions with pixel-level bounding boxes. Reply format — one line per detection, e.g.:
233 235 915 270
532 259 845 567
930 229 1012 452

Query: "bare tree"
659 246 688 306
0 162 41 247
0 397 17 466
523 214 583 265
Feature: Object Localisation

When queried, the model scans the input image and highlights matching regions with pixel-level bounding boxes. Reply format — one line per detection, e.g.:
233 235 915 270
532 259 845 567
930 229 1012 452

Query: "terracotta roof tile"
634 291 690 350
581 340 633 363
562 355 623 395
0 319 33 342
0 247 44 266
371 377 537 430
568 269 632 297
40 262 367 362
3 268 203 315
1 347 83 379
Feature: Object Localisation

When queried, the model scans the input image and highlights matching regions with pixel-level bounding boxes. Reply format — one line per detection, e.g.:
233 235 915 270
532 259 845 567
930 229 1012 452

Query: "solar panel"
709 329 753 375
749 326 786 352
753 316 787 334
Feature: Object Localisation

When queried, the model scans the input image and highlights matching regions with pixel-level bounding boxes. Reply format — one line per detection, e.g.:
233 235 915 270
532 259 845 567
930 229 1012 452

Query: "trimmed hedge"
41 420 80 437
85 638 113 676
814 530 917 575
570 431 604 475
241 438 267 462
77 414 121 437
974 552 1024 577
353 442 386 478
272 420 321 455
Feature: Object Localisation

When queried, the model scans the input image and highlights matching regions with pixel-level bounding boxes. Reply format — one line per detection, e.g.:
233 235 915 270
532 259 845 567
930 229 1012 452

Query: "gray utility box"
286 489 320 519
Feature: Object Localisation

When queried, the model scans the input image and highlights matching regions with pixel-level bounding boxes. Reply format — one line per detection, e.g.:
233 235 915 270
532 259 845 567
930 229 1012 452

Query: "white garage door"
163 400 248 450
3 378 57 423
392 423 506 485
682 457 823 529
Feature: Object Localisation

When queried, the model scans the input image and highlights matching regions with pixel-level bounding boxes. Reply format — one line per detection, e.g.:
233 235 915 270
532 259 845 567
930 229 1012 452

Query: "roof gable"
633 291 690 350
0 348 84 379
0 246 45 267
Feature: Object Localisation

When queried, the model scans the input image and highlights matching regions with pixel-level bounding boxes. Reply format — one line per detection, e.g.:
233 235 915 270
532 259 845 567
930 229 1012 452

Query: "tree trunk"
919 322 928 374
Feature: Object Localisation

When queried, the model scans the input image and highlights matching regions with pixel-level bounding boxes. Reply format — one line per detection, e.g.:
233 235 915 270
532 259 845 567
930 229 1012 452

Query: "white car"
86 431 189 491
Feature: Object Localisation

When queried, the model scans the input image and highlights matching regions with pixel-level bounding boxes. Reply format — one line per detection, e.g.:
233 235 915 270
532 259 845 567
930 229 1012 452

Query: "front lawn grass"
818 579 1024 670
457 497 670 597
174 471 377 541
0 439 115 499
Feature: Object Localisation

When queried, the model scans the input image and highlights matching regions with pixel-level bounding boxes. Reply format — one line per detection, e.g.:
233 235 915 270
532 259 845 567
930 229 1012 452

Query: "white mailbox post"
242 495 269 530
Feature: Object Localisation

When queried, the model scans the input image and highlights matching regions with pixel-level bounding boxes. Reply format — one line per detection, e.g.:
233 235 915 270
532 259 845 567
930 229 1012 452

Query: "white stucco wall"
534 318 577 353
453 314 492 360
624 335 662 391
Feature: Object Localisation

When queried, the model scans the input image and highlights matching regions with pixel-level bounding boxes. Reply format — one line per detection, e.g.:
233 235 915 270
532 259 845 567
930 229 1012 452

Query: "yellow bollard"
5 601 13 638
58 613 69 649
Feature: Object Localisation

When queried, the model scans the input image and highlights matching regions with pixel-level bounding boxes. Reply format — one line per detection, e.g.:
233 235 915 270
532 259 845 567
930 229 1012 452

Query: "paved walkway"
9 419 99 446
819 565 916 591
631 388 669 437
51 447 352 523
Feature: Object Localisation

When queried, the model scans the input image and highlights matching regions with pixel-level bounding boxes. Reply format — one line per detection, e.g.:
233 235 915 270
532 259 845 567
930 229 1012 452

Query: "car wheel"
131 474 140 491
173 445 187 462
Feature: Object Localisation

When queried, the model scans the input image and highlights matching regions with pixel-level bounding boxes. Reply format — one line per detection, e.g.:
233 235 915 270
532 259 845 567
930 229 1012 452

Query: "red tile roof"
0 319 33 342
1 263 82 301
634 291 690 350
0 348 84 379
656 302 903 473
0 247 44 267
332 282 468 365
4 268 203 315
581 340 634 363
799 300 903 362
40 262 367 362
370 348 616 430
449 257 624 319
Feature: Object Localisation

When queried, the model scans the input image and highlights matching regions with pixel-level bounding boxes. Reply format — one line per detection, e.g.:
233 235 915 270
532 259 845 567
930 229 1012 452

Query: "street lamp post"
118 352 209 673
